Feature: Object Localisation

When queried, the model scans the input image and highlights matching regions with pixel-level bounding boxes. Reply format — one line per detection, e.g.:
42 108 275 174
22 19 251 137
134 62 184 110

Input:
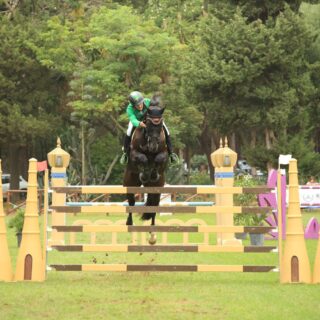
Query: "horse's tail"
141 212 155 221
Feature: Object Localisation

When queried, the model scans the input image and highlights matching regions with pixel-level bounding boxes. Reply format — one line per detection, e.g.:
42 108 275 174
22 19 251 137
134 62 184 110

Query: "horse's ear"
160 107 165 115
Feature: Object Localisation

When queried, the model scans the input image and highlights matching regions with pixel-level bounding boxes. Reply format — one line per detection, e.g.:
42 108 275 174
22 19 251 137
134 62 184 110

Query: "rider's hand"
169 153 180 165
140 122 146 128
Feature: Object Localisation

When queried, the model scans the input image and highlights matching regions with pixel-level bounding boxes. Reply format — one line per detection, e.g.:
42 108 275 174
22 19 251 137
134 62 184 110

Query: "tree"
300 3 320 153
0 15 65 196
227 0 320 22
181 7 319 175
32 4 182 183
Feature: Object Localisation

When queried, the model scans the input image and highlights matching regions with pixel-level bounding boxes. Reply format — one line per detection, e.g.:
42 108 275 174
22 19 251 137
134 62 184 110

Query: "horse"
123 105 168 244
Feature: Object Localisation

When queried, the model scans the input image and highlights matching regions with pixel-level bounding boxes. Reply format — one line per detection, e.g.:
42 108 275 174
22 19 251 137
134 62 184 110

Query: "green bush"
8 209 25 234
190 154 208 171
189 171 212 185
234 175 266 226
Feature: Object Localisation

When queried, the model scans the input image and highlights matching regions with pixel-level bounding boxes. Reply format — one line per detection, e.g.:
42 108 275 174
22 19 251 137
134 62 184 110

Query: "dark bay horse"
123 106 168 243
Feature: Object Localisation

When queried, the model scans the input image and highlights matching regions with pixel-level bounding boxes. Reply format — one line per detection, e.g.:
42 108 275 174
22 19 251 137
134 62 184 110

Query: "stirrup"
169 153 180 165
120 153 128 165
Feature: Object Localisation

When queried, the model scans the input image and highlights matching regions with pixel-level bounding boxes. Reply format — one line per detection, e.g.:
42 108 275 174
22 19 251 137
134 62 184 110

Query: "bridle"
140 108 164 152
146 116 162 126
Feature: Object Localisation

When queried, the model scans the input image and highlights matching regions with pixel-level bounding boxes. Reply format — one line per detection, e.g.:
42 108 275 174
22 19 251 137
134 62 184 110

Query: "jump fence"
1 139 317 283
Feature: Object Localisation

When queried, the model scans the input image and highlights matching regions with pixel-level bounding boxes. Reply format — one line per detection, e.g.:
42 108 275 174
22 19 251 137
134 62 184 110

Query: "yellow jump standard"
15 159 44 281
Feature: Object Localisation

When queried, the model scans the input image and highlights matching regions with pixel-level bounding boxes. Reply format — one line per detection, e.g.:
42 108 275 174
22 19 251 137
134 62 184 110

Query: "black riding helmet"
129 91 144 107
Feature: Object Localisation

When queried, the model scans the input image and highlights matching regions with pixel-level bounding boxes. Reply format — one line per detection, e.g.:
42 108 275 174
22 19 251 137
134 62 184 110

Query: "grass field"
1 210 320 320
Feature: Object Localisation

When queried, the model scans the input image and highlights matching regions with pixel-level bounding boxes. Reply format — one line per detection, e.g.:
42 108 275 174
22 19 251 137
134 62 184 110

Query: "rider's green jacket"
126 98 151 127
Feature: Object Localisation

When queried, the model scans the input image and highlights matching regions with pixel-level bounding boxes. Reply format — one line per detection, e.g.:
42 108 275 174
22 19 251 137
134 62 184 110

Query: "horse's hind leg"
126 193 135 226
145 193 160 245
123 169 140 226
148 212 157 244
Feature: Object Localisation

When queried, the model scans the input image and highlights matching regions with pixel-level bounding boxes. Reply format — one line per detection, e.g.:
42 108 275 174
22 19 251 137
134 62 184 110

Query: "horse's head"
144 106 164 153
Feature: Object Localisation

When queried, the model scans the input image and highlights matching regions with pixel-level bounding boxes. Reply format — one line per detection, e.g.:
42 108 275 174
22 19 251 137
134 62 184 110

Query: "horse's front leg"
150 152 168 182
131 150 150 184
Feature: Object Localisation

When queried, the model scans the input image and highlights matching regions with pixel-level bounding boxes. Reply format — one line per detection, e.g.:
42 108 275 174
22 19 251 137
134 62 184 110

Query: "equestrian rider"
120 91 179 165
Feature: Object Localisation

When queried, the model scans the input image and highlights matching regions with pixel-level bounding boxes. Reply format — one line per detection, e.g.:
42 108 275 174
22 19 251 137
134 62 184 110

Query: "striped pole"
51 225 275 234
51 185 272 195
50 205 272 214
51 244 277 253
49 264 278 273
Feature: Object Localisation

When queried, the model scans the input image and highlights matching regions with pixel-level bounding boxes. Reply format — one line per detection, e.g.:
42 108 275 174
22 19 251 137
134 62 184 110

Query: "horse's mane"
150 94 162 107
147 93 164 118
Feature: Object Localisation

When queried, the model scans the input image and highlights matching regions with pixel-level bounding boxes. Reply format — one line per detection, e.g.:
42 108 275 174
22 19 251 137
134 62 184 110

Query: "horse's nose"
150 145 158 153
148 140 159 153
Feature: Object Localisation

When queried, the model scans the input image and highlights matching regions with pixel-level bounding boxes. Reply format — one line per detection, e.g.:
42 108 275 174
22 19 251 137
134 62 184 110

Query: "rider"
120 91 179 165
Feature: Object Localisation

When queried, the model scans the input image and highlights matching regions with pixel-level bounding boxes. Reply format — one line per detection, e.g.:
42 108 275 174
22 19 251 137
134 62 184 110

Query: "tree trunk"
265 128 271 150
250 129 257 176
20 146 28 179
250 129 257 148
265 128 275 171
229 132 236 151
9 143 21 203
199 122 219 181
202 0 209 16
185 146 191 184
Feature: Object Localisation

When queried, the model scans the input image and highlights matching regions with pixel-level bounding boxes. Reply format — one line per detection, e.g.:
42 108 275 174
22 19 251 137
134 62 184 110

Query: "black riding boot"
165 134 173 155
123 135 131 154
164 131 179 164
120 135 131 165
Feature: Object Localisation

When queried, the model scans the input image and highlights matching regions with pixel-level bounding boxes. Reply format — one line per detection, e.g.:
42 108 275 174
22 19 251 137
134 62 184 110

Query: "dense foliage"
1 0 320 186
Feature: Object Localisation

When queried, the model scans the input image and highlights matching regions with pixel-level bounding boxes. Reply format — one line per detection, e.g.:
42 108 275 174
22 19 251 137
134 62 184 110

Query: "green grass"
1 211 320 320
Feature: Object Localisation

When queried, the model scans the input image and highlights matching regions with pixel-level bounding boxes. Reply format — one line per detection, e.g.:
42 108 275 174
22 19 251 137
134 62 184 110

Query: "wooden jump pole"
51 244 277 253
50 264 277 273
51 225 275 233
52 185 272 194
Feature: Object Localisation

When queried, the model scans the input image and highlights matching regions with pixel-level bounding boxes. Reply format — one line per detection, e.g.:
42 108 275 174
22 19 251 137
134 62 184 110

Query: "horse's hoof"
126 219 133 226
148 233 157 245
